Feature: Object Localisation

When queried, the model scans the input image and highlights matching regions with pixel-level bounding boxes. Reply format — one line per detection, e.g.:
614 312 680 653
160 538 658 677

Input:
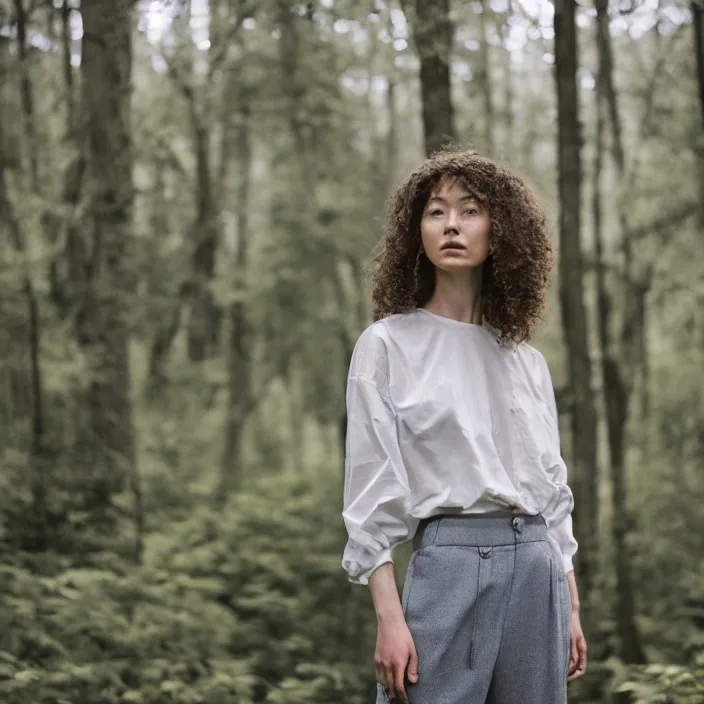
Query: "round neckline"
414 307 515 350
416 307 486 330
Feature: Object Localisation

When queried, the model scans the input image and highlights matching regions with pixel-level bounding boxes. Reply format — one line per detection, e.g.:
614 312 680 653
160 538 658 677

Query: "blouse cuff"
547 512 578 578
562 553 574 575
343 546 393 586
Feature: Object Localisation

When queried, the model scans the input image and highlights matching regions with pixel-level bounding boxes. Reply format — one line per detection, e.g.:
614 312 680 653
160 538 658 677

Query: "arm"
567 570 580 614
537 353 587 680
368 562 405 622
369 562 419 703
536 353 579 577
341 373 418 585
341 330 420 701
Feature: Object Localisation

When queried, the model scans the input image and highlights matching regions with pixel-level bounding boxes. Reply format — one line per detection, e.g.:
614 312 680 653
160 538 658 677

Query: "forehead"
428 175 477 200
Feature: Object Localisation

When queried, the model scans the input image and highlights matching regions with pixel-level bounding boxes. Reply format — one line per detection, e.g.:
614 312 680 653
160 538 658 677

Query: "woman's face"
419 178 491 272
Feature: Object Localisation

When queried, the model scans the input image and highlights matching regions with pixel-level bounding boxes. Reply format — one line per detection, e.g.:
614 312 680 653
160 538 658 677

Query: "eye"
465 207 478 215
428 209 443 216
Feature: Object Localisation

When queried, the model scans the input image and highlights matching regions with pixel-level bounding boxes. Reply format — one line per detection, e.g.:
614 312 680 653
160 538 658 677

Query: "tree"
163 1 253 362
477 0 496 155
73 0 141 558
44 0 84 318
592 0 670 665
1 0 48 551
404 0 456 155
553 0 599 599
12 0 38 192
693 0 704 224
219 88 253 497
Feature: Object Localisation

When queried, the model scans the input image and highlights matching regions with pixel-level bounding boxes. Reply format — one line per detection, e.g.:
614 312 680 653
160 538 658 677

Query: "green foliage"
0 470 372 704
610 659 704 704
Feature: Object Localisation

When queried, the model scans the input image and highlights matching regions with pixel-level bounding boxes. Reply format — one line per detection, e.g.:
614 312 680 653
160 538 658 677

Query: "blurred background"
0 0 702 702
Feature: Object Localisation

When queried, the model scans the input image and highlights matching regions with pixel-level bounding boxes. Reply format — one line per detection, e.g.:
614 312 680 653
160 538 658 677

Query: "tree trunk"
0 153 48 552
174 0 227 363
76 0 141 561
147 282 191 395
45 0 83 316
385 73 398 196
277 0 309 170
406 0 456 156
187 119 220 361
594 0 646 664
61 0 75 128
146 160 177 391
636 289 649 421
0 8 48 552
477 0 495 155
693 0 704 226
13 0 39 191
219 99 253 498
553 0 599 599
499 3 514 157
329 257 357 463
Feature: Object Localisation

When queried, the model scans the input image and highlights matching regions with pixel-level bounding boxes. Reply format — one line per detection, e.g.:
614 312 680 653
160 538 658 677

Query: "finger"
578 638 588 671
567 657 579 680
568 654 586 681
394 665 408 703
407 648 419 684
384 666 396 700
567 663 584 681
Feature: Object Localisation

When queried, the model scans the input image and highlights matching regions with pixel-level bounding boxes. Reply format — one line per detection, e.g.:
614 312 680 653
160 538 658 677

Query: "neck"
424 267 484 325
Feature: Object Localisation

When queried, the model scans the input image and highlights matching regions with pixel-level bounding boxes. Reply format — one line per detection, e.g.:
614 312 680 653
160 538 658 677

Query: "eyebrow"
427 195 478 205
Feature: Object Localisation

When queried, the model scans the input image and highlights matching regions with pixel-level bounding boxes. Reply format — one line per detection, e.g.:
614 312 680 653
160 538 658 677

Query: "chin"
433 257 483 271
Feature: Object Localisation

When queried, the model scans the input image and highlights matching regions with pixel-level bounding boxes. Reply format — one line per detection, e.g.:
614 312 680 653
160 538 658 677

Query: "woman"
341 148 587 704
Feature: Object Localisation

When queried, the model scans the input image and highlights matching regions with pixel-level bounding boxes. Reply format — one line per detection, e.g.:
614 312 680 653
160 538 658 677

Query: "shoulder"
516 341 552 384
519 341 546 363
349 312 416 384
353 310 419 350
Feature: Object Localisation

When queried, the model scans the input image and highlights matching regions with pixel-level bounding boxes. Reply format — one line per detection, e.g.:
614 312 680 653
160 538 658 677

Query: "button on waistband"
512 516 524 532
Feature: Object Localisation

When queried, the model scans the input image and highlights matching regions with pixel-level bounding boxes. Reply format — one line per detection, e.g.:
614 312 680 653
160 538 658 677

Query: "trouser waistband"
412 511 548 553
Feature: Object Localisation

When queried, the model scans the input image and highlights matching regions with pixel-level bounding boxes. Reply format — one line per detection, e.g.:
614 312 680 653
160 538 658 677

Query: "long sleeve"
341 328 418 585
537 354 579 575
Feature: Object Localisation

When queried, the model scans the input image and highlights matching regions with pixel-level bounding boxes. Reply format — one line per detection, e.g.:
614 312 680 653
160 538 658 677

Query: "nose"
444 209 459 232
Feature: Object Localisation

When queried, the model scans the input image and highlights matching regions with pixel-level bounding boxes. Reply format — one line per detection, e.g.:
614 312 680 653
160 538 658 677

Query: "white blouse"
341 307 578 585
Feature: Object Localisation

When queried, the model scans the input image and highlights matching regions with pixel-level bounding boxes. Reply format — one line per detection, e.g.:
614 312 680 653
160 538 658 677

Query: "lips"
440 242 466 250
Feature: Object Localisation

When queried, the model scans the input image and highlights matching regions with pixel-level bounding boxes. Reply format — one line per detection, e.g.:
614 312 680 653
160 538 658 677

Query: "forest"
0 0 702 702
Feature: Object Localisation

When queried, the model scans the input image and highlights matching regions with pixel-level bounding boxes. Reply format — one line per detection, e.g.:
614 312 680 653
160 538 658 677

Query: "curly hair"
367 147 553 344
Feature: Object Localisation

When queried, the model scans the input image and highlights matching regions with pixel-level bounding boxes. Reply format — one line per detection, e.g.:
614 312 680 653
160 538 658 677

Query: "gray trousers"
377 512 571 704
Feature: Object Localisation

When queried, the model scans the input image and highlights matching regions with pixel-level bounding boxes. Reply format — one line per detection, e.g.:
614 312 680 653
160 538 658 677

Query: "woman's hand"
567 610 587 681
374 615 418 703
368 562 419 702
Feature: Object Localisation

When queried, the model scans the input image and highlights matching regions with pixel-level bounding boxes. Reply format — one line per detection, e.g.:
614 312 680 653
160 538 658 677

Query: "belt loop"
429 516 441 546
413 516 435 552
412 521 424 553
